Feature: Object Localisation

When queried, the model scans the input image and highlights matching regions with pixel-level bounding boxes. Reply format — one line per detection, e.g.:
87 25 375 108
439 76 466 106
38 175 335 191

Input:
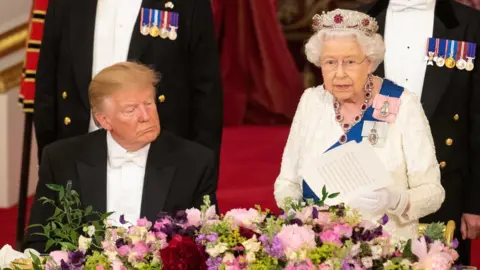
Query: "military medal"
380 100 390 118
150 9 160 37
426 38 435 66
456 41 467 70
140 8 151 36
445 40 457 69
436 39 447 67
368 122 379 145
168 12 179 40
165 1 174 9
433 38 440 62
466 42 476 72
160 11 169 39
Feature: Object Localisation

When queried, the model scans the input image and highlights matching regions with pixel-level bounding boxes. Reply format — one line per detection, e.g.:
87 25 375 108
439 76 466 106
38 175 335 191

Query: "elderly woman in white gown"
274 9 445 239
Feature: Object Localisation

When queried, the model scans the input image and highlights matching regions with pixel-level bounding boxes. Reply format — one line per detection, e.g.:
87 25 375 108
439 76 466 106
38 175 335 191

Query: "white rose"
246 252 256 263
361 257 373 268
242 236 261 253
371 245 382 260
222 252 235 264
206 243 228 257
87 225 96 237
78 235 92 252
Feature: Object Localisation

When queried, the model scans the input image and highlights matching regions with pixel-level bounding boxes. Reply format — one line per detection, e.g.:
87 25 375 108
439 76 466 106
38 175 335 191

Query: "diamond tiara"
312 9 379 36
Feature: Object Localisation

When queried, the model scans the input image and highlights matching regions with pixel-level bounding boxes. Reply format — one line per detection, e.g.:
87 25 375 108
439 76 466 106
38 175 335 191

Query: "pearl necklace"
334 74 374 144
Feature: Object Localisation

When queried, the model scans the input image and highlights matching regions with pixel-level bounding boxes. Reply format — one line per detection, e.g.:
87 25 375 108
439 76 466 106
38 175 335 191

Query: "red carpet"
0 126 479 266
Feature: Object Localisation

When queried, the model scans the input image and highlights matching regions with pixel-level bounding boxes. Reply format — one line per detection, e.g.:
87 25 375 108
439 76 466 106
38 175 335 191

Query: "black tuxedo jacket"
33 0 223 162
362 1 480 263
24 129 218 252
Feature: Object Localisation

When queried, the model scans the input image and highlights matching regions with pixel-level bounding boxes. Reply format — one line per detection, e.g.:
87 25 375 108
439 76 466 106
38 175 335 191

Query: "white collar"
388 0 436 12
106 131 151 168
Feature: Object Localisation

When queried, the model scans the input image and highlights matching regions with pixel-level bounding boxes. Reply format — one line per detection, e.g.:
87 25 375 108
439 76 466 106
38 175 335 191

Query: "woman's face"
320 36 373 102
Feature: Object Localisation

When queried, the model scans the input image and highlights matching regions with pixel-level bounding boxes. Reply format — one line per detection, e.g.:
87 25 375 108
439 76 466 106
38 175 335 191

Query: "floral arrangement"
2 185 460 270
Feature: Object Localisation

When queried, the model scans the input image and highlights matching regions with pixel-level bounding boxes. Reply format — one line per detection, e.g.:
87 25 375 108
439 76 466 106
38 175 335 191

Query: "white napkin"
0 244 40 269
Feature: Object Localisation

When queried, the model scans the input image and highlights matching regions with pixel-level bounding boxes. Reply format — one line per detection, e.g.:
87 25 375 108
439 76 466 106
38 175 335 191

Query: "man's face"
95 86 160 149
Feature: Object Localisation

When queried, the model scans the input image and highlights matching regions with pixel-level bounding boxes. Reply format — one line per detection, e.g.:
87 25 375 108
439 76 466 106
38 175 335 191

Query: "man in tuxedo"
24 62 217 252
33 0 222 164
362 0 480 264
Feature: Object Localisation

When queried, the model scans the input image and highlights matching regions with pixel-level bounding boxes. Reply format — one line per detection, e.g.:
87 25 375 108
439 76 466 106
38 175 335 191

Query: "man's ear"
95 112 112 131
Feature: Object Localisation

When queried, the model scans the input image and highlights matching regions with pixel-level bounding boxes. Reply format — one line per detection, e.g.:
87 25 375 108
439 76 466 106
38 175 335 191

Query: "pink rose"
224 208 264 230
102 241 116 251
96 265 104 270
155 231 168 240
136 217 152 228
319 230 342 246
132 242 149 258
412 238 454 270
313 211 331 226
276 224 316 252
185 208 202 227
295 206 313 222
48 251 69 268
117 245 131 256
154 219 171 231
318 261 333 270
206 205 217 219
333 224 352 238
112 260 126 270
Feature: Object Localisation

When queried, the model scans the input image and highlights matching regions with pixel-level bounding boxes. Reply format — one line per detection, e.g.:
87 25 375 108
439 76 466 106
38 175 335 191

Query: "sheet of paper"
302 140 393 202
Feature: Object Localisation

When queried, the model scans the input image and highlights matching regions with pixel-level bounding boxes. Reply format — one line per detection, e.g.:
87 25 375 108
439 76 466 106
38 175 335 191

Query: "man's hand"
461 213 480 239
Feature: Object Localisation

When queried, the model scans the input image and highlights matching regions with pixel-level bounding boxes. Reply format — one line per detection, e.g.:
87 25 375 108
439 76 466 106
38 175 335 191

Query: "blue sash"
302 79 404 201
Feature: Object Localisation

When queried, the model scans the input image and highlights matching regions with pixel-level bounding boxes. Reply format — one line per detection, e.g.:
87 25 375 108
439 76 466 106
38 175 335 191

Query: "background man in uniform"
33 0 223 165
362 0 480 265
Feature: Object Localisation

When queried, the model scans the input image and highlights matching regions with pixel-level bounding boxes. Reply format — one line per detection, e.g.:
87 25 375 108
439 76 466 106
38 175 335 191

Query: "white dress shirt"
89 0 143 132
106 131 150 225
384 0 436 98
274 85 444 240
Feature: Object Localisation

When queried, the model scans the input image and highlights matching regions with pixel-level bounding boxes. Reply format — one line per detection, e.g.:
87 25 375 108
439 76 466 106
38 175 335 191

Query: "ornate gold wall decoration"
0 23 29 93
0 62 23 93
0 23 29 58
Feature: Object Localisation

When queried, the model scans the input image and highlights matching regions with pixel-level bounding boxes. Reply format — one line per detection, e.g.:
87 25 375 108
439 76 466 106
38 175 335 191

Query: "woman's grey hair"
304 29 385 72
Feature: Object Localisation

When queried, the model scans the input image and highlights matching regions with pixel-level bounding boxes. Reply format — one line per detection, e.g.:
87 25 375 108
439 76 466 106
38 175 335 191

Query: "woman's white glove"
348 187 408 216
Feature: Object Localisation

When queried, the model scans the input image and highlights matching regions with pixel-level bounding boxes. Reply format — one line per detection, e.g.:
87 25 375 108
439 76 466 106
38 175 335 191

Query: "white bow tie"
388 0 431 11
109 152 146 168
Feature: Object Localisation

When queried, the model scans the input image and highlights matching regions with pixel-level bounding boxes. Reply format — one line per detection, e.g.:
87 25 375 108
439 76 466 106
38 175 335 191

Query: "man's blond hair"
88 62 160 113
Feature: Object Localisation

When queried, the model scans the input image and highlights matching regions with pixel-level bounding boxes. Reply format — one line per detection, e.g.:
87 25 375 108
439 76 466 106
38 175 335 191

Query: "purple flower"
68 251 85 267
341 260 352 270
312 207 319 219
115 238 126 248
259 235 284 258
156 211 170 220
206 257 222 270
174 210 188 224
119 214 126 224
451 238 459 249
378 214 389 225
289 218 303 226
60 260 70 270
206 233 218 242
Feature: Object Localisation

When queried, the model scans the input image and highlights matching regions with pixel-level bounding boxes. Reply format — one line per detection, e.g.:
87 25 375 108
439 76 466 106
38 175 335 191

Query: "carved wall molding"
0 62 23 93
0 23 28 58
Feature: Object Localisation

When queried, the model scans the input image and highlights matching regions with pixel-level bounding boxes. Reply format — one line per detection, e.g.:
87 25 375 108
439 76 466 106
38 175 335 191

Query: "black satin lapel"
77 161 107 213
421 3 464 119
140 166 176 221
127 0 154 61
70 0 97 111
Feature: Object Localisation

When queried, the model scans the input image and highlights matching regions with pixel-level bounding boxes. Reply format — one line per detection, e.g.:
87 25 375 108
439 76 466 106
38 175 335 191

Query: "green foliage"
423 222 446 241
28 181 113 251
